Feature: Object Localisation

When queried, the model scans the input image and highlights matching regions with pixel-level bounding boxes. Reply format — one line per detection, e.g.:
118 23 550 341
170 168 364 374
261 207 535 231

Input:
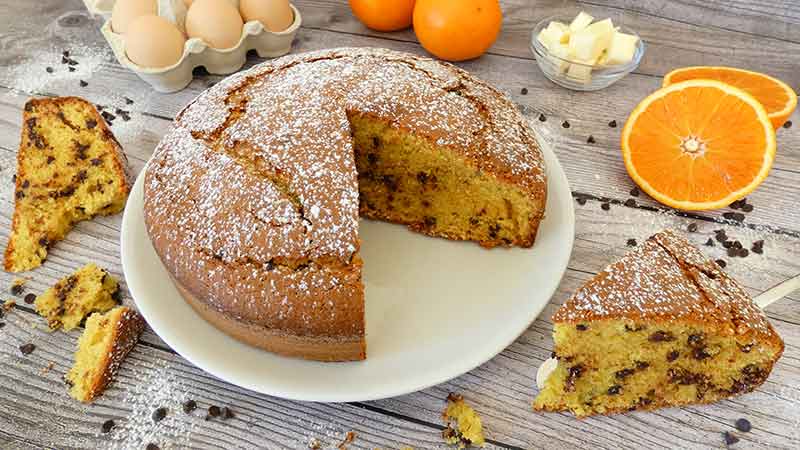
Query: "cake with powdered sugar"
143 47 547 361
535 229 784 416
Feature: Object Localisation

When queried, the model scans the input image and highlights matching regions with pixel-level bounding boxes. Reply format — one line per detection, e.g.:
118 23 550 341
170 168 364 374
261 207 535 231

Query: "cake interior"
8 99 128 271
535 319 783 417
349 112 539 247
67 306 124 402
34 263 120 331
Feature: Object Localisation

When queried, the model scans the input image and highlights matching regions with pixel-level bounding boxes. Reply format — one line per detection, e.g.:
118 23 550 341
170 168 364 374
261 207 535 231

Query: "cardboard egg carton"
82 0 301 92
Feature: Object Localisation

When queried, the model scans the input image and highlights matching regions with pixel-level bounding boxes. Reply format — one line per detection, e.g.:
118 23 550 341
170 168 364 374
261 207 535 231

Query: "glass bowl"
530 15 645 91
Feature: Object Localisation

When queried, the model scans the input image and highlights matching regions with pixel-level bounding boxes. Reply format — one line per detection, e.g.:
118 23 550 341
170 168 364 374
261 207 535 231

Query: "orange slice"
663 66 797 129
622 79 776 211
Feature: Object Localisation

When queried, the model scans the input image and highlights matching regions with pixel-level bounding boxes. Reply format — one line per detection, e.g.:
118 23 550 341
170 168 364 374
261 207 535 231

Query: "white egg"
111 0 157 34
125 15 186 69
186 0 244 49
240 0 294 32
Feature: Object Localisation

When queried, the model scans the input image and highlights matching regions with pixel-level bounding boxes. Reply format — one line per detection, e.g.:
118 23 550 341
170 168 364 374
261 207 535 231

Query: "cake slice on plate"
534 229 783 417
5 97 130 272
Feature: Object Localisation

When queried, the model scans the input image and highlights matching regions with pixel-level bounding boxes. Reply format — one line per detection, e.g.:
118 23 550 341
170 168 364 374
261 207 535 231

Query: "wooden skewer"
754 274 800 309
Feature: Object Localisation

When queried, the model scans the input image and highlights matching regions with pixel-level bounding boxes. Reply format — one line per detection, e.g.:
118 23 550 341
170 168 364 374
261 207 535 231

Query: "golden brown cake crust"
553 229 783 351
143 48 546 360
5 96 130 272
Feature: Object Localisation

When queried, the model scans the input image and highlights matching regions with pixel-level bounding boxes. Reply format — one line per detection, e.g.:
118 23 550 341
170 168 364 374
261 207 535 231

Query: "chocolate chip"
687 333 705 347
538 113 546 122
12 174 16 183
735 418 751 432
624 324 645 332
101 419 115 433
91 158 102 166
120 112 131 121
576 197 586 205
424 216 436 228
648 331 675 342
10 284 24 296
607 385 622 395
125 97 134 105
146 444 160 450
724 431 739 446
520 87 528 95
182 399 197 413
86 119 97 129
715 230 728 243
221 406 234 420
727 247 738 257
68 66 75 72
19 343 35 355
39 237 49 247
635 361 650 370
687 223 698 232
576 324 588 331
608 120 617 128
705 238 714 246
626 238 637 247
624 199 636 207
751 241 764 254
208 405 221 418
742 203 754 213
0 322 5 329
723 212 745 222
783 120 792 129
62 50 70 57
629 187 640 197
615 368 635 379
739 248 749 258
47 156 55 164
79 80 88 87
667 350 680 362
739 343 754 353
24 293 35 304
565 364 584 392
45 67 53 73
693 347 712 360
601 202 610 211
15 190 24 199
101 111 116 123
722 240 733 249
562 121 570 128
151 407 167 423
587 135 595 144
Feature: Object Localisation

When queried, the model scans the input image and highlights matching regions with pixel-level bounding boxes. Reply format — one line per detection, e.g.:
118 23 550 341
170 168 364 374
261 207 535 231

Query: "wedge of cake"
5 97 130 272
34 263 120 331
534 229 784 417
66 306 145 402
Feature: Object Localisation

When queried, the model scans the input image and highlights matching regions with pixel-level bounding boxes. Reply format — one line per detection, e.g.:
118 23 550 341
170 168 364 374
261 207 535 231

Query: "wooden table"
1 1 798 448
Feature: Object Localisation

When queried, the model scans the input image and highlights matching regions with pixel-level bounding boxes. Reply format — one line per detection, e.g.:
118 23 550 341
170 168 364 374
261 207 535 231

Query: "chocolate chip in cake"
151 407 167 423
667 350 680 362
601 202 610 211
565 364 584 392
716 259 727 268
86 119 97 129
587 135 595 144
687 223 698 232
91 158 102 166
783 120 792 129
47 156 55 164
635 361 650 370
615 368 635 379
19 343 35 355
562 120 570 128
538 113 546 122
424 216 437 228
626 238 637 247
687 333 705 347
607 385 622 395
693 347 712 360
520 87 528 95
735 418 751 432
648 331 675 342
208 405 221 418
79 80 88 87
724 432 739 446
101 419 115 433
624 324 645 332
629 186 640 197
624 199 636 207
608 120 617 128
24 293 35 304
183 399 197 413
45 67 54 73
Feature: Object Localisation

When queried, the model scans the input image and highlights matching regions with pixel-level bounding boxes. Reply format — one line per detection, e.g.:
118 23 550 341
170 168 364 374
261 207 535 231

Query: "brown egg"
240 0 294 32
125 15 186 69
111 0 157 34
183 0 194 6
186 0 244 49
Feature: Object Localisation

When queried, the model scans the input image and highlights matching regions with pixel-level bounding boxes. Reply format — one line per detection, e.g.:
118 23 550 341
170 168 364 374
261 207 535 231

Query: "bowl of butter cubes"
532 11 644 91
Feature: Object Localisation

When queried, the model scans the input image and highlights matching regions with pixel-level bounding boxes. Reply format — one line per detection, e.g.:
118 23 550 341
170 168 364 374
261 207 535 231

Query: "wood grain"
0 0 798 448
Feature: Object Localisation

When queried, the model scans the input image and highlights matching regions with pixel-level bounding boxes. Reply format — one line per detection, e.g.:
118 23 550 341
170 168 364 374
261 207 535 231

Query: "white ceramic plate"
121 137 574 402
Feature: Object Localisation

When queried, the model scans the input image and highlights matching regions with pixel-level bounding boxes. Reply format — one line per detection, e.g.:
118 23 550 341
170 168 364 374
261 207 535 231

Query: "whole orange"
413 0 502 61
349 0 416 32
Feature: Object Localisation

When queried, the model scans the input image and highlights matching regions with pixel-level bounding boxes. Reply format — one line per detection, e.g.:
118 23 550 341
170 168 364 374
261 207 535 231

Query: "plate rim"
121 136 574 402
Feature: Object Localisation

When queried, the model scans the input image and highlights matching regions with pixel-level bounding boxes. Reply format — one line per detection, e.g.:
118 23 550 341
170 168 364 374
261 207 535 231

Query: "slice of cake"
534 229 784 417
442 393 486 448
5 97 130 272
66 306 145 402
35 263 120 331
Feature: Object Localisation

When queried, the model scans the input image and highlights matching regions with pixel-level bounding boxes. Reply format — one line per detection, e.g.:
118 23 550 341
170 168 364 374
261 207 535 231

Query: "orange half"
663 66 797 129
622 79 776 211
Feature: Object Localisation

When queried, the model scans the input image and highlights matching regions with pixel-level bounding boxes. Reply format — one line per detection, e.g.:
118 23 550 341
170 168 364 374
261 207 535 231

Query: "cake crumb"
41 361 55 374
337 431 356 449
442 393 485 448
4 299 16 310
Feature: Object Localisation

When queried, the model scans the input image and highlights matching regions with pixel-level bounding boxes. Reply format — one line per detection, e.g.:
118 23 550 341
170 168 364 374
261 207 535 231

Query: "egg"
125 15 186 69
182 0 194 6
111 0 157 34
240 0 294 32
186 0 244 49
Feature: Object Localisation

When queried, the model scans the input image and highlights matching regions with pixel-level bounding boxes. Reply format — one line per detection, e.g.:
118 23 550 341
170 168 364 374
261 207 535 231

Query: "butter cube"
546 43 571 73
537 26 561 51
585 18 615 48
569 11 594 33
547 21 571 44
566 60 595 83
604 32 639 65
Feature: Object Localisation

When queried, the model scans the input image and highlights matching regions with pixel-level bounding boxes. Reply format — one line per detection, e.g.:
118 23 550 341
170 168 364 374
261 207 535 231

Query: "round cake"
144 48 547 361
